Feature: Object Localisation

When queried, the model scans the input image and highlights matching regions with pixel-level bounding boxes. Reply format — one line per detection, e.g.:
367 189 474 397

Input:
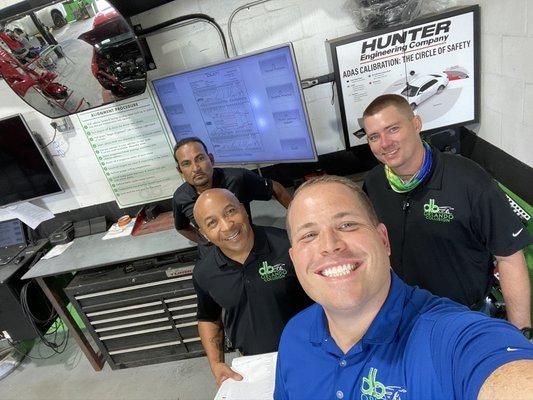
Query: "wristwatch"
520 327 532 341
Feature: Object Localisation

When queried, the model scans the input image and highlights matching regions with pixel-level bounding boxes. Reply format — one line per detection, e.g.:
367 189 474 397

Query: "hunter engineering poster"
330 6 479 148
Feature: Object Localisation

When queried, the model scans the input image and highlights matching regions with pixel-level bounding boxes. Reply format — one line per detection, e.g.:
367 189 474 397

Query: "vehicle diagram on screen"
273 109 302 129
266 83 295 101
379 73 463 125
399 73 449 110
259 55 289 75
188 67 263 155
156 82 177 97
164 104 185 116
171 123 193 140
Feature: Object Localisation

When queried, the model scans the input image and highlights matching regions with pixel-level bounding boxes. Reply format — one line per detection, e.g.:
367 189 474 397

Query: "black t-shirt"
193 225 312 355
364 148 531 307
172 167 274 249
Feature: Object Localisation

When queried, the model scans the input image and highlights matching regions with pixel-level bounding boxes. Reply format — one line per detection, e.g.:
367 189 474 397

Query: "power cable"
41 124 57 149
17 250 69 355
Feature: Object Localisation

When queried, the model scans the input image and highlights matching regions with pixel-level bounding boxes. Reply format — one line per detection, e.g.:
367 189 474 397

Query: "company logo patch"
258 261 287 282
512 228 523 238
423 198 454 222
361 367 407 400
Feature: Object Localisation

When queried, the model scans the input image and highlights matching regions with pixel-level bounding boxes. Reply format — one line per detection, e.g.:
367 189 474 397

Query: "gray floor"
0 336 236 400
0 189 366 399
0 200 284 400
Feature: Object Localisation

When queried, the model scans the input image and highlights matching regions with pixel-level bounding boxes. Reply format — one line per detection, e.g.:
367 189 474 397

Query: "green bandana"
385 142 432 193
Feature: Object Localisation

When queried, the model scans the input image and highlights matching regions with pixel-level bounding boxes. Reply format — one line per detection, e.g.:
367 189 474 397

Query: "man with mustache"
192 188 311 386
274 175 533 400
362 94 531 330
172 137 292 257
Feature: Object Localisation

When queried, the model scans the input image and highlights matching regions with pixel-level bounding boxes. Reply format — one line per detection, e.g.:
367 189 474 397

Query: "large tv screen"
151 44 317 164
0 114 63 207
329 5 479 148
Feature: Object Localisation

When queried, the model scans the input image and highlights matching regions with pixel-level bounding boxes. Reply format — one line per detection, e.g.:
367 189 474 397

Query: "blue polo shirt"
275 272 533 400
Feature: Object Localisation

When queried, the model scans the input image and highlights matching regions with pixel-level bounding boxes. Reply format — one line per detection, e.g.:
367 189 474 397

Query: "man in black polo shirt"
172 137 292 256
192 188 311 386
362 94 532 329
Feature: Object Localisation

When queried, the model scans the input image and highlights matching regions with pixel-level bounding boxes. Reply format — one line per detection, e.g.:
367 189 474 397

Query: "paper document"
41 242 74 259
102 218 136 240
0 202 54 229
214 352 277 400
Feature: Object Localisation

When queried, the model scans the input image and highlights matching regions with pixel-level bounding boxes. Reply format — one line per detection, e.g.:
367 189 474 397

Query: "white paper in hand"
214 352 277 400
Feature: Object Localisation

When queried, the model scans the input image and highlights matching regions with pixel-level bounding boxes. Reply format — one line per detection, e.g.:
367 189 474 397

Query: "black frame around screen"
329 5 480 150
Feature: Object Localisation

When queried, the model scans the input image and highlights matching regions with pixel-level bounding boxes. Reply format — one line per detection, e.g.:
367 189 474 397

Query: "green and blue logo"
258 261 287 282
360 367 407 400
423 198 455 222
361 367 386 399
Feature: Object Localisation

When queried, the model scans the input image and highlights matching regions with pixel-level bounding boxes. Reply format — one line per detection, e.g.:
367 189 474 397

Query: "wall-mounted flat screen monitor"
0 114 63 207
329 5 479 148
151 44 317 164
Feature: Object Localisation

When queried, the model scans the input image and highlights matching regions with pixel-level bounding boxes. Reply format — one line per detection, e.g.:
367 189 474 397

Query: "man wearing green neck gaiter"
362 94 531 331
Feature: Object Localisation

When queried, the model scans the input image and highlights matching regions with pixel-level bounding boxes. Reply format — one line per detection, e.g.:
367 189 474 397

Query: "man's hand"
211 361 243 387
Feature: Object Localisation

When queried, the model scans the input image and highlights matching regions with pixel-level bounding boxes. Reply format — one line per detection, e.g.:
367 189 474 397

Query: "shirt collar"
184 168 223 197
363 271 406 344
309 271 407 347
211 167 223 188
213 225 270 269
425 146 443 190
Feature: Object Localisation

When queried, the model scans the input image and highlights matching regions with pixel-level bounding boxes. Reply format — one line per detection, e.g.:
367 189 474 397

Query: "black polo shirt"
192 225 312 355
172 167 274 250
364 148 531 307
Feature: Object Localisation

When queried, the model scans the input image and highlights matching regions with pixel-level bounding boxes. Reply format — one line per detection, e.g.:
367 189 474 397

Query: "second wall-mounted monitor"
0 114 63 207
151 44 317 164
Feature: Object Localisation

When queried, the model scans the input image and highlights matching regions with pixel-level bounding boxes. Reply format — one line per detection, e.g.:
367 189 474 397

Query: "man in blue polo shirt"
275 175 533 400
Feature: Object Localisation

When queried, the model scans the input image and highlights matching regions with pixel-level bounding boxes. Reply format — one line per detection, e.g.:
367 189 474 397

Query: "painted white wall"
135 0 356 156
457 0 533 166
0 0 531 216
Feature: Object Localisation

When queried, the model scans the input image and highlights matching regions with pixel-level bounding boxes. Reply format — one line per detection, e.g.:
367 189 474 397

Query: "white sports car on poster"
399 73 449 109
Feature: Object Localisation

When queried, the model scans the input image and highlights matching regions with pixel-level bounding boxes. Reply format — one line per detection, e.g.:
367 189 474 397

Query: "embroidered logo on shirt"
360 367 407 400
423 198 454 222
512 228 523 237
258 261 287 282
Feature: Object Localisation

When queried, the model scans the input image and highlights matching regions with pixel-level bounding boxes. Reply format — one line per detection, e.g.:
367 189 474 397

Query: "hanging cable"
17 251 69 355
41 124 57 149
137 14 229 58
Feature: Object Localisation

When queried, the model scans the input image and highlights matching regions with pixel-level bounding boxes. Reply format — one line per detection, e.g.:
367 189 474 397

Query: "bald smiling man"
191 189 311 386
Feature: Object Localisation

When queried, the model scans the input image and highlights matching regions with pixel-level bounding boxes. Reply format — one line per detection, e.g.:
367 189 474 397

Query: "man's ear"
377 223 391 256
413 114 422 135
208 153 215 164
198 226 209 242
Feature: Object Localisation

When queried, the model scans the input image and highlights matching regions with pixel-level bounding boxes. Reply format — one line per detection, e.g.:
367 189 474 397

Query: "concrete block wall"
133 0 357 156
0 0 531 216
457 0 533 167
137 0 533 166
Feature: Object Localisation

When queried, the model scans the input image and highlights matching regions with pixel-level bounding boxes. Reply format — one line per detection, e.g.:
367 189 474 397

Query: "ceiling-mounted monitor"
0 114 63 207
151 43 317 164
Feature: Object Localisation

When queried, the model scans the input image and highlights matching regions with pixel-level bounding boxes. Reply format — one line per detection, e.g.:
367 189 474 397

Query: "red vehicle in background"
78 9 146 96
0 46 67 100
